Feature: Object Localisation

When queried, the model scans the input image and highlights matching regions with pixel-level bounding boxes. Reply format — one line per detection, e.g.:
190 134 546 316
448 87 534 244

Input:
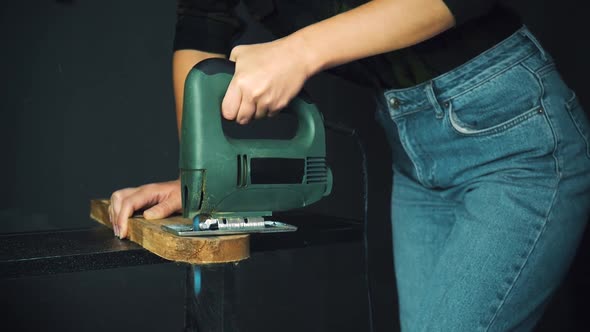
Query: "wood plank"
90 199 249 264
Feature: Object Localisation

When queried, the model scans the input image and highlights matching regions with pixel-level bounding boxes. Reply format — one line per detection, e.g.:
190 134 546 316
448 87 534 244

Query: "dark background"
0 0 588 331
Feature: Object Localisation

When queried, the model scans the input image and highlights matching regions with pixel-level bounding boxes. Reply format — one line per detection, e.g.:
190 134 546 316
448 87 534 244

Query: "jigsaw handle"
181 58 325 159
186 58 315 113
195 58 319 132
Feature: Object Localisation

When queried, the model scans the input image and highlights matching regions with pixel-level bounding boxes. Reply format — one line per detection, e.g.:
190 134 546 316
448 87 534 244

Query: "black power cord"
324 121 374 332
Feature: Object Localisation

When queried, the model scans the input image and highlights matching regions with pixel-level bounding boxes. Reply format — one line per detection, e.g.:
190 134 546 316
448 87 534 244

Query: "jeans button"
389 97 400 109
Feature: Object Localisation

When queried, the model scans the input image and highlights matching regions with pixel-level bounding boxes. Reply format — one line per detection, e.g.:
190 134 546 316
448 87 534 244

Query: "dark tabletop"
0 214 363 279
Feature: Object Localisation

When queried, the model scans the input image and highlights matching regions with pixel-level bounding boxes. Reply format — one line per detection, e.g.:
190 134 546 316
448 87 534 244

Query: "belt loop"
520 25 547 61
424 81 444 119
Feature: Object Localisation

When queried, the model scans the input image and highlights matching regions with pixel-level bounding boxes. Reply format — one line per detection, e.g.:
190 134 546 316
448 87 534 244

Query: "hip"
375 26 590 191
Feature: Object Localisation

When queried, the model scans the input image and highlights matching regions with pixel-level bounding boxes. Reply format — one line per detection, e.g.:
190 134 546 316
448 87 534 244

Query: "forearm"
290 0 455 76
172 49 226 136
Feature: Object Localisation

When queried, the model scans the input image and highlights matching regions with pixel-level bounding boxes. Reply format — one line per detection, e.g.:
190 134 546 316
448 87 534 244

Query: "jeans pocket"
446 63 544 137
565 92 590 159
449 103 544 137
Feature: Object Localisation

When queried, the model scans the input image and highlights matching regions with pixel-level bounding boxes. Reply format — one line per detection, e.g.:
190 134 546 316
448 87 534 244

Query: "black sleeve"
442 0 497 25
173 0 243 55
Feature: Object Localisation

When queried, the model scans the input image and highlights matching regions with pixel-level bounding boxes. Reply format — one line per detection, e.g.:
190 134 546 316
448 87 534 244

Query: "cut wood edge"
90 199 250 264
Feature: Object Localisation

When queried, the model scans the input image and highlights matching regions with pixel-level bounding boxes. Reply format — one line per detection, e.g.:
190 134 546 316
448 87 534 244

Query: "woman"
110 0 590 330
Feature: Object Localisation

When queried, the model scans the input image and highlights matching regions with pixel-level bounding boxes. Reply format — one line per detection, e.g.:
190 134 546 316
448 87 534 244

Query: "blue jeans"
376 26 590 331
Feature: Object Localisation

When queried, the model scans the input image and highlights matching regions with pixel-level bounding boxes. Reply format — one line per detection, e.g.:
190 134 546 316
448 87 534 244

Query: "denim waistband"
381 26 552 117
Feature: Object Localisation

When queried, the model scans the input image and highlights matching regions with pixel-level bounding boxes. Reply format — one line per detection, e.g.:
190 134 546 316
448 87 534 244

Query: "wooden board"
90 199 249 264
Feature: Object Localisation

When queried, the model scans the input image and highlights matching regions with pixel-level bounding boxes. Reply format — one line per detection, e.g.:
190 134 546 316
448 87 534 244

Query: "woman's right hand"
109 179 182 239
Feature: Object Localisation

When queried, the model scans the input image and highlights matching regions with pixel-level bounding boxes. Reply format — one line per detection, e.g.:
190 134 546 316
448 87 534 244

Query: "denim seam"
484 61 562 331
483 176 561 331
393 119 427 187
525 62 563 177
390 105 432 119
520 57 556 80
564 92 590 159
443 52 536 104
534 63 557 78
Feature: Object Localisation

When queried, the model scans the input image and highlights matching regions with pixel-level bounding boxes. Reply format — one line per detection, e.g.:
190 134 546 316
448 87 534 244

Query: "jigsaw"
163 58 332 236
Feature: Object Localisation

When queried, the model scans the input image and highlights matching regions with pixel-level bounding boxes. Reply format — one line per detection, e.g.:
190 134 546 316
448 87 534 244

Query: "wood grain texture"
90 199 249 264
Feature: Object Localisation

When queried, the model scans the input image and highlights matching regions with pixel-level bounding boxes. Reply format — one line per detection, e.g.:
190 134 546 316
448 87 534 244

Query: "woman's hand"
109 179 182 239
222 36 314 124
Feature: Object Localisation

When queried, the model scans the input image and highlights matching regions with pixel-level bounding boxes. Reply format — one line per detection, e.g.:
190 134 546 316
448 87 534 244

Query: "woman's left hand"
222 36 314 124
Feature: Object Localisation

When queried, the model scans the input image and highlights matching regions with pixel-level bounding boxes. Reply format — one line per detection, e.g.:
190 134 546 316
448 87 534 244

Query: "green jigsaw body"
180 58 332 222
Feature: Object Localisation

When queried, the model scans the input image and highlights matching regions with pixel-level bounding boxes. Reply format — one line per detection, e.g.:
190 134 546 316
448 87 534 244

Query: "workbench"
0 213 364 331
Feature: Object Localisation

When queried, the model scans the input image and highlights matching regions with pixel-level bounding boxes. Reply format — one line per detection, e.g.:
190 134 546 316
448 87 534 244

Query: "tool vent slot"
306 157 328 184
197 187 204 210
250 158 304 184
222 113 297 139
237 155 242 186
237 154 248 187
183 185 189 217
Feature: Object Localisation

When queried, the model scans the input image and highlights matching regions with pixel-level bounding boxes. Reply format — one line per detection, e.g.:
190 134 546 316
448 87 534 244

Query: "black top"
0 213 362 278
173 0 521 89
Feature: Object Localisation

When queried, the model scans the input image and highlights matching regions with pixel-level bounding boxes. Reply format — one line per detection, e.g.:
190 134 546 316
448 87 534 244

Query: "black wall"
1 0 589 331
0 1 380 331
0 0 178 232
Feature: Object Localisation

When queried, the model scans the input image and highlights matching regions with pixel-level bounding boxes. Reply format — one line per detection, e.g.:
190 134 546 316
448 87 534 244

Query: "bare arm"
293 0 455 75
223 0 455 123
